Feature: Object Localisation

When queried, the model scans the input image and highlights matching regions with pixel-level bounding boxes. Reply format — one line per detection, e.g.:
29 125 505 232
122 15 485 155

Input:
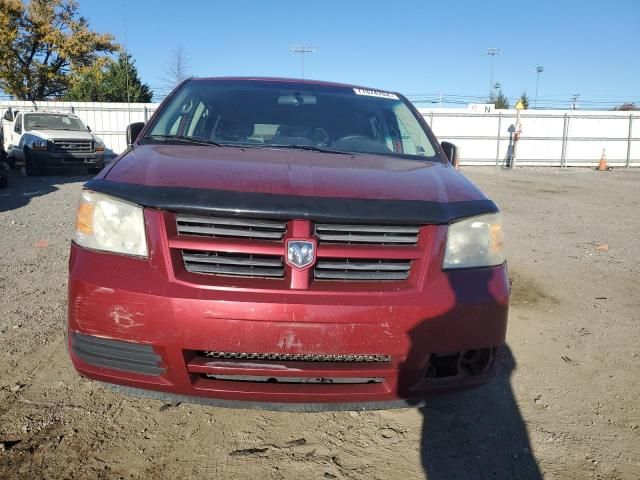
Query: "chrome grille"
315 223 419 245
314 259 411 281
177 214 286 240
182 250 284 278
200 351 391 363
51 139 92 153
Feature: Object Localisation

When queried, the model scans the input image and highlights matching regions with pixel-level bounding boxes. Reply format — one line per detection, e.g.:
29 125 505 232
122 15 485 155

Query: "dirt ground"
0 166 639 479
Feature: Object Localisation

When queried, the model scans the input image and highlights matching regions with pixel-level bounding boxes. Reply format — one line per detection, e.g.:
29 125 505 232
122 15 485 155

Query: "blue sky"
81 0 639 107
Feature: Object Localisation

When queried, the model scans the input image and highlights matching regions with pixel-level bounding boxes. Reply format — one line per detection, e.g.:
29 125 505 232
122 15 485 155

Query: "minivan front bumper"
67 234 509 409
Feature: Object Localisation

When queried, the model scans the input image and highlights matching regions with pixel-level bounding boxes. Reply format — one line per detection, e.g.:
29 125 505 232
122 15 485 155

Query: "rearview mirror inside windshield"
277 93 317 105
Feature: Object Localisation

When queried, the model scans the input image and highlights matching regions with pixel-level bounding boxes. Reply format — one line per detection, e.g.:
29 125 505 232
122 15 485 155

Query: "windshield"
24 114 85 131
145 80 437 159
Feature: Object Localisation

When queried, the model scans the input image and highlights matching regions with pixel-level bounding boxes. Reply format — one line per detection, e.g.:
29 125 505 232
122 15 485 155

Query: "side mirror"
3 110 13 122
441 141 459 168
126 122 145 146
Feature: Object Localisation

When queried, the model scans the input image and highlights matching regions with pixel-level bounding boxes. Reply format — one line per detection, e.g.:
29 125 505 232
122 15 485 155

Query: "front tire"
87 166 102 175
24 150 43 176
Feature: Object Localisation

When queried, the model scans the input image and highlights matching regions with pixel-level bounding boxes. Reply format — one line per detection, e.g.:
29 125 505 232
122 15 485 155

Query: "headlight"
443 213 504 269
94 140 105 152
74 190 148 257
31 140 48 151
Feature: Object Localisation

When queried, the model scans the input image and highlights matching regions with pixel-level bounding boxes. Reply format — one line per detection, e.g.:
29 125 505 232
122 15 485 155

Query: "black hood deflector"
85 179 498 225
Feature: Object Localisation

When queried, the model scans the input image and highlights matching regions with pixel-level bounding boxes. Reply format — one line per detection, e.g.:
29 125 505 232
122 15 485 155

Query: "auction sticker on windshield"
353 88 399 100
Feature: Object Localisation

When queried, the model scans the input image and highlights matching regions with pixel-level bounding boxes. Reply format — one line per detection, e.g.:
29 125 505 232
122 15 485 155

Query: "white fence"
1 100 638 167
418 108 639 167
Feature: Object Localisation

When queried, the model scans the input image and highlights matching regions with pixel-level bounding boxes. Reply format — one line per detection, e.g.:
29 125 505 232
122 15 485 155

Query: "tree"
493 90 510 109
0 0 118 99
612 103 639 111
66 53 152 102
518 92 529 109
162 47 191 90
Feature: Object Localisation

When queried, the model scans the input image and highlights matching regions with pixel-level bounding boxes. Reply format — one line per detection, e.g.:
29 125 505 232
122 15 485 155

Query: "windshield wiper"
261 144 353 155
147 134 223 147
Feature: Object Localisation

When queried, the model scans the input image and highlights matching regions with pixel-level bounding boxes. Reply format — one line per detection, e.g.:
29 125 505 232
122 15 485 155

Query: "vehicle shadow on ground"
0 169 93 213
417 346 541 479
400 268 542 479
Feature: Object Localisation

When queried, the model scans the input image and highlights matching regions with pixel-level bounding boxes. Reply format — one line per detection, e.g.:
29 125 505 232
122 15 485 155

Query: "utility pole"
487 48 501 102
290 45 315 79
534 66 544 108
571 93 580 110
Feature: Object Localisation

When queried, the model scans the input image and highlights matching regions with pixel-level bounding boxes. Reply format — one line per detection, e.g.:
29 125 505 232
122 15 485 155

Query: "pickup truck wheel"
24 150 43 176
87 166 102 175
0 173 7 189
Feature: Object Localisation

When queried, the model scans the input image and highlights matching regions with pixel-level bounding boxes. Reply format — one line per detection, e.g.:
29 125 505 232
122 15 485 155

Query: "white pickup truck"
1 109 105 175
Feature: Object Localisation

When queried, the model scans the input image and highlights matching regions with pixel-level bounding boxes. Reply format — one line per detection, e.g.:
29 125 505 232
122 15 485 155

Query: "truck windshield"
24 114 85 131
145 79 437 159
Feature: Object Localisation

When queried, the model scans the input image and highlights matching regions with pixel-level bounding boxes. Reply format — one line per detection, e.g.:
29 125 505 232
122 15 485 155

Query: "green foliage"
0 0 118 99
493 90 510 109
66 54 153 102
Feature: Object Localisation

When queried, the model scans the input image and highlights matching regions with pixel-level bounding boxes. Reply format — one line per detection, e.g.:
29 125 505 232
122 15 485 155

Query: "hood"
103 144 487 204
28 129 95 141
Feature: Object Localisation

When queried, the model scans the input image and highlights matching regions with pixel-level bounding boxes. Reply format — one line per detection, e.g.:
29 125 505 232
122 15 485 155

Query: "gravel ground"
0 166 639 479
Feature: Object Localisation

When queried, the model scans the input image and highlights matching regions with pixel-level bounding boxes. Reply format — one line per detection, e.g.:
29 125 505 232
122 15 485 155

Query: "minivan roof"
191 76 398 94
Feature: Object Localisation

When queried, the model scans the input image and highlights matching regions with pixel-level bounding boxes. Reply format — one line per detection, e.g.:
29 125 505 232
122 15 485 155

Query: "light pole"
290 45 315 79
487 48 501 102
534 66 544 108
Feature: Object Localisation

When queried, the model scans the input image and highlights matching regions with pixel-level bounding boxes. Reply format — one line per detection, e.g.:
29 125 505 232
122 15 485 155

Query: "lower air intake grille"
182 250 284 278
200 351 391 363
71 332 164 375
314 259 411 281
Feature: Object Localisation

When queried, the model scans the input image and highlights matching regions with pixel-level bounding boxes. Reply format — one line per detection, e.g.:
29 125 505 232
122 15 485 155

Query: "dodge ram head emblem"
286 240 315 269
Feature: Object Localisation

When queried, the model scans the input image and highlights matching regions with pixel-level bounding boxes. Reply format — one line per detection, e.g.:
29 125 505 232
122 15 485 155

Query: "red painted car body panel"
68 78 509 408
105 145 485 203
68 210 509 405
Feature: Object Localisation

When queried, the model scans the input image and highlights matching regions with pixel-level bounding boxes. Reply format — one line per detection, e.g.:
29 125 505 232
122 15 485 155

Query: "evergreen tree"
67 54 153 102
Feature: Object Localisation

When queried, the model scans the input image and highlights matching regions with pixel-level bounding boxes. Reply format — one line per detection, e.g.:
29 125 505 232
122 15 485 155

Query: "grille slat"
178 225 283 239
315 259 411 281
177 214 286 240
315 223 419 245
316 260 409 271
183 250 284 278
315 270 409 280
183 252 282 267
178 215 285 229
317 224 418 233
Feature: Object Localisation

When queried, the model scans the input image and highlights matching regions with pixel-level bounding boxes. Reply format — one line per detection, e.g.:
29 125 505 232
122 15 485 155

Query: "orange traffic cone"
597 149 608 171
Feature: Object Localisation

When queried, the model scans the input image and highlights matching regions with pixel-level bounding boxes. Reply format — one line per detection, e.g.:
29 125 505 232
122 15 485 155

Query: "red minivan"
67 78 508 410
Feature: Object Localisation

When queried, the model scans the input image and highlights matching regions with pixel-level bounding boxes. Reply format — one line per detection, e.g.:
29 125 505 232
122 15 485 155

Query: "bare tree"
162 47 191 91
612 103 638 111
